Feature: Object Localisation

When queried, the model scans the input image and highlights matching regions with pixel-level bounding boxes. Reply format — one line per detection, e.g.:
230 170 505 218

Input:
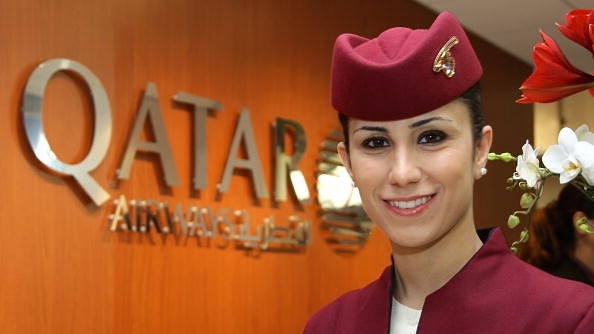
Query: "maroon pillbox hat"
331 11 483 121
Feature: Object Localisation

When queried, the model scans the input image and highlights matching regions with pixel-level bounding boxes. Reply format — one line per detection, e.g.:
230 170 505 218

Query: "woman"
518 183 594 286
303 11 594 334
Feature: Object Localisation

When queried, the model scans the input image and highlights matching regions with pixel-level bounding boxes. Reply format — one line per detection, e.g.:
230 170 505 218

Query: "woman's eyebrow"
353 125 387 134
410 116 451 128
352 116 452 134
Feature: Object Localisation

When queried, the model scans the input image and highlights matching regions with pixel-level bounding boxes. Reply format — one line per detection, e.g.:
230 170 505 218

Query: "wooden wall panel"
0 1 532 333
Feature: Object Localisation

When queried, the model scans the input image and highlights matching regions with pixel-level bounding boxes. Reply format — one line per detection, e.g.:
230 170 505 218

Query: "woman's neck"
391 223 483 309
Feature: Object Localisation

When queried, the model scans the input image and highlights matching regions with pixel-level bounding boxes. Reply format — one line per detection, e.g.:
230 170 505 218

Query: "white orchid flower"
570 125 594 185
542 127 594 184
575 124 594 145
515 140 541 187
575 142 594 186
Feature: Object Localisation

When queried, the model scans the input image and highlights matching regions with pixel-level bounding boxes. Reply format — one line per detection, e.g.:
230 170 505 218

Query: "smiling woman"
341 101 481 250
302 10 594 334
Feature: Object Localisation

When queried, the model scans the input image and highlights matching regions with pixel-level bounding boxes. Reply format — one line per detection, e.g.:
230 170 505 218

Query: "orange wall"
0 1 532 333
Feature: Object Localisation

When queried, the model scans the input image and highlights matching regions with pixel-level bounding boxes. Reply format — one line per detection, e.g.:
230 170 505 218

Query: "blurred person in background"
518 183 594 286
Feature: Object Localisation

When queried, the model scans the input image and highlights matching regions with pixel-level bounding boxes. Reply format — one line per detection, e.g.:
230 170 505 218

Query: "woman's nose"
387 151 422 187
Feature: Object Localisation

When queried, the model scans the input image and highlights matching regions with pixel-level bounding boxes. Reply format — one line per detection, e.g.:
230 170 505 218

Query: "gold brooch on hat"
433 36 459 78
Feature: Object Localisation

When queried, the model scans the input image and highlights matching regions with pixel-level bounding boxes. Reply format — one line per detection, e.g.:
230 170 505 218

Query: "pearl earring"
480 167 488 176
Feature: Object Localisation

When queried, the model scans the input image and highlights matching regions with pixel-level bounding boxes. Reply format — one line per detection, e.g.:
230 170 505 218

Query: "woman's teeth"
389 196 431 209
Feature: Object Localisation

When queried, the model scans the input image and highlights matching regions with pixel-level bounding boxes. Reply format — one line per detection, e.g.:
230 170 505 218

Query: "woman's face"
337 99 492 250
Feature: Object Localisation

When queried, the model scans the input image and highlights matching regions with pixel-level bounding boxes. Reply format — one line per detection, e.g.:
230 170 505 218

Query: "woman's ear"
573 211 592 235
337 141 353 177
474 125 493 179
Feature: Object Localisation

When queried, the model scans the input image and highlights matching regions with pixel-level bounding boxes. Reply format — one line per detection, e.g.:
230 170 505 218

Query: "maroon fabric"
330 11 483 121
303 228 594 333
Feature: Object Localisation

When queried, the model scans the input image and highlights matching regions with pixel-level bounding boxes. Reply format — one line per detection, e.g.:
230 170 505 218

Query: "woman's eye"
362 136 390 148
418 130 446 144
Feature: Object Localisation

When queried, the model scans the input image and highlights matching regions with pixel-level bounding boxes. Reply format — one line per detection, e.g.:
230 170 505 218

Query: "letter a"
218 108 269 199
117 82 180 186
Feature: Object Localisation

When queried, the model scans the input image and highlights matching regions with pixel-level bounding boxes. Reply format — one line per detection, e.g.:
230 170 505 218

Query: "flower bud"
519 229 529 243
487 152 517 162
507 215 521 229
499 152 516 162
519 192 535 209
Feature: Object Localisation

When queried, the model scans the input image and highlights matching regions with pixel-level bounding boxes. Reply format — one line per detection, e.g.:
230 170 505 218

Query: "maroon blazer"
303 228 594 333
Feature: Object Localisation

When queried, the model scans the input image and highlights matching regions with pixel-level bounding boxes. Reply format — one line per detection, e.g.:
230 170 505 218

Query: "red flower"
517 31 594 104
556 9 594 55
